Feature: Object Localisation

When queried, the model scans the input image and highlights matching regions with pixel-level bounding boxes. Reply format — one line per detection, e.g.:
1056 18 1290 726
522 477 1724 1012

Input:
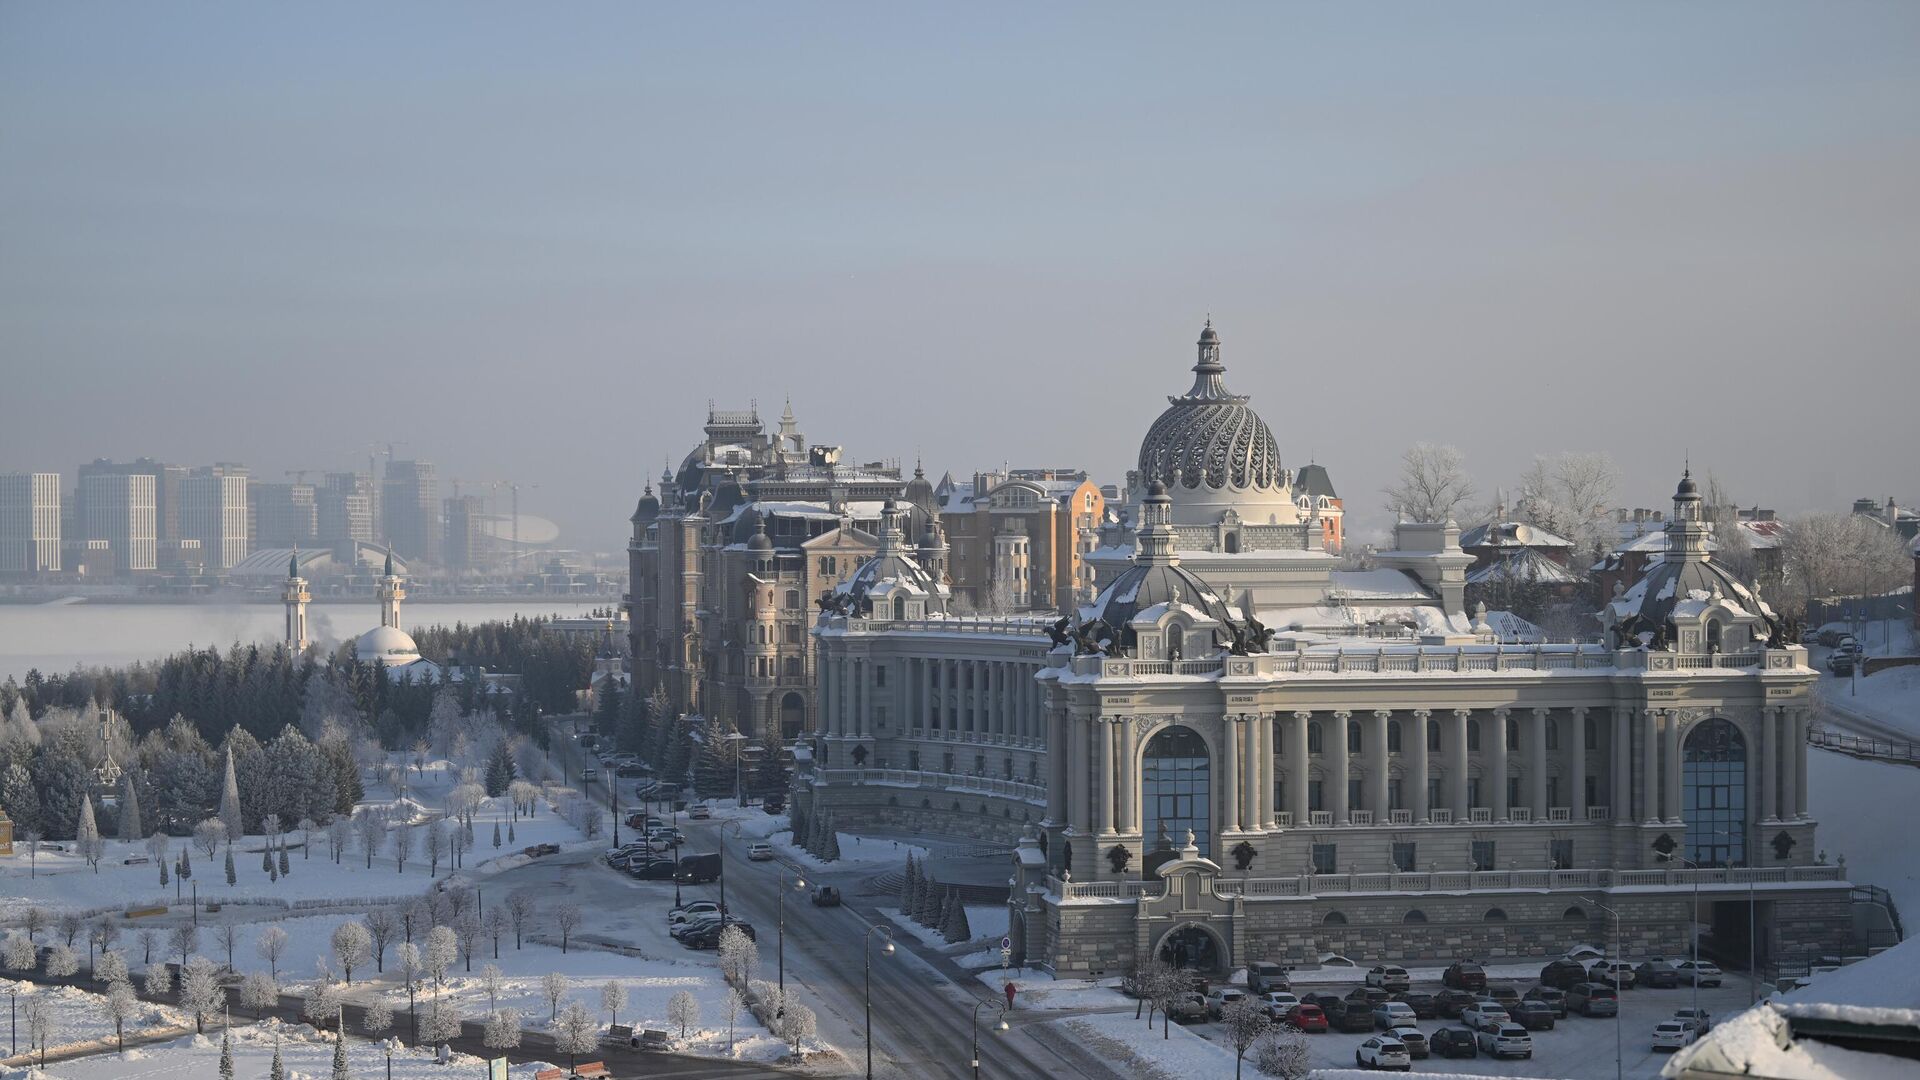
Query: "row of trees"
595 681 789 801
899 854 972 943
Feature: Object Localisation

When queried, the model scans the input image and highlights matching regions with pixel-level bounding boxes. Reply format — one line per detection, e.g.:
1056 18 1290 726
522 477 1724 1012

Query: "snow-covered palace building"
799 323 1849 978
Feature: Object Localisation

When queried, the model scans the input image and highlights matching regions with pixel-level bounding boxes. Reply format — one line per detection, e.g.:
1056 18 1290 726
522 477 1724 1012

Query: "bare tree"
455 912 483 973
194 818 227 860
555 903 583 954
23 907 48 942
168 923 199 968
1220 995 1273 1080
390 821 414 874
540 971 568 1021
667 989 700 1039
327 817 352 864
1516 451 1620 564
297 817 317 860
355 807 387 869
506 891 537 949
396 943 423 1039
57 911 82 947
219 921 241 970
601 979 628 1031
1254 1026 1312 1080
479 962 505 1012
1383 442 1475 523
482 906 508 959
723 985 745 1051
136 927 158 966
427 817 448 876
364 908 399 973
256 924 289 979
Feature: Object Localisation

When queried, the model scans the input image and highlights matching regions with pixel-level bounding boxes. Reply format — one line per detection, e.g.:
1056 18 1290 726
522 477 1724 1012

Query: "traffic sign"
1000 935 1011 950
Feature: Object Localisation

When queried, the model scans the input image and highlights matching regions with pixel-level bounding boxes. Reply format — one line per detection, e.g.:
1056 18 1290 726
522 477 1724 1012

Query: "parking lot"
1182 973 1763 1078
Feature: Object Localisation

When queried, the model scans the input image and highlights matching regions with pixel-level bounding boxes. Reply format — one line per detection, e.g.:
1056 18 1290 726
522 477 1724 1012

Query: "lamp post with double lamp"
1582 896 1626 1080
864 924 896 1080
722 731 749 809
970 999 1010 1080
777 866 807 998
1656 850 1704 1022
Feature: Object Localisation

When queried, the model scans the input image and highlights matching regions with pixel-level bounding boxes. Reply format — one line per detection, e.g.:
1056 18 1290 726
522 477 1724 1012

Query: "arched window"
1387 720 1403 753
893 596 907 620
1483 908 1508 922
1427 719 1441 752
1347 720 1361 753
1467 720 1482 751
1562 906 1588 922
1506 717 1520 751
1224 532 1240 554
1308 722 1324 754
1684 718 1748 866
1402 910 1428 924
785 590 800 610
1323 911 1348 926
1545 718 1560 751
1706 619 1723 652
1143 726 1212 857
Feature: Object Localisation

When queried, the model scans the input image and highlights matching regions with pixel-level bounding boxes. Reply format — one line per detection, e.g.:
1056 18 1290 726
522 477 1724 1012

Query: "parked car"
1167 993 1209 1024
674 852 723 884
687 804 712 820
1460 1002 1509 1031
1568 982 1620 1017
1247 961 1292 994
1486 985 1521 1009
1373 1001 1417 1030
635 1028 672 1051
1206 988 1250 1018
1476 1023 1534 1059
1329 999 1378 1033
1652 1020 1698 1051
1345 986 1390 1007
1393 990 1438 1019
1387 1026 1430 1060
1523 986 1568 1018
1258 992 1300 1021
615 764 650 778
1672 1008 1713 1035
669 901 721 924
1540 958 1590 989
1636 959 1681 989
1510 1000 1556 1031
1589 960 1637 989
1430 1027 1478 1059
1355 1036 1411 1071
747 842 775 861
1283 1003 1328 1033
1366 965 1412 991
627 858 678 880
1827 650 1859 675
1443 961 1488 991
1674 960 1724 987
762 794 785 814
811 885 841 907
1563 944 1606 963
1434 989 1478 1019
682 919 755 949
1301 992 1345 1013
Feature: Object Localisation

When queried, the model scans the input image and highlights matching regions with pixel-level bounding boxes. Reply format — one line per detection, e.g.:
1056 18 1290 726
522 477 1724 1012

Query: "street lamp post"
864 925 896 1080
1658 851 1703 1021
778 867 807 998
1583 896 1625 1080
970 999 1010 1080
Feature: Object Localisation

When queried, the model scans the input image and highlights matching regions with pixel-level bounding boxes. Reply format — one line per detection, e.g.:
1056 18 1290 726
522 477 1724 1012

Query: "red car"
1285 1004 1329 1033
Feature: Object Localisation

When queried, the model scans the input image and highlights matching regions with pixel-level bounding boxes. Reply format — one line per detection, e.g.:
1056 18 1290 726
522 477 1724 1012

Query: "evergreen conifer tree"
492 820 502 848
270 1036 286 1080
219 1029 234 1080
118 775 143 842
278 842 290 876
820 818 841 862
331 1023 350 1079
217 746 242 843
262 845 273 875
943 890 972 944
900 855 918 911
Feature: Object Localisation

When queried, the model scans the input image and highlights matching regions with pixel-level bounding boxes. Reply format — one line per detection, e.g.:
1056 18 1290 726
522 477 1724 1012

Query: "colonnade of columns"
815 650 1046 744
1628 706 1809 824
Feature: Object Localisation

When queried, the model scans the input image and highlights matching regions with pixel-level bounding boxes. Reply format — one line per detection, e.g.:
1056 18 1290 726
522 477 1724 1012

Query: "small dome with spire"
631 484 660 525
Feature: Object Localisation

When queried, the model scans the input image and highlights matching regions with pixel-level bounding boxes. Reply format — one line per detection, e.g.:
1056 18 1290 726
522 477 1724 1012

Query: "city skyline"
5 3 1918 550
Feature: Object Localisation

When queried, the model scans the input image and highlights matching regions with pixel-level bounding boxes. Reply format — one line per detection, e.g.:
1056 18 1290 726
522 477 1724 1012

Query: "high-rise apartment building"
382 460 440 564
76 458 184 548
181 464 250 570
442 494 488 572
252 481 319 548
80 472 157 573
0 473 61 575
319 472 376 547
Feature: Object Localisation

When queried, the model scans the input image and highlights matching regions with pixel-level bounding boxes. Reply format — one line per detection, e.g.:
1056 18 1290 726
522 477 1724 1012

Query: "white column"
1068 715 1089 833
1118 719 1138 834
1642 708 1662 823
1409 710 1431 823
1759 707 1778 822
1221 715 1242 833
1663 712 1683 823
1243 713 1262 832
1367 710 1391 820
1096 719 1114 835
1491 708 1510 820
1447 709 1470 819
1328 711 1350 823
1288 711 1311 825
921 659 934 734
820 652 834 736
1569 708 1588 819
1612 707 1632 819
1528 708 1549 816
1046 709 1067 824
1793 709 1809 819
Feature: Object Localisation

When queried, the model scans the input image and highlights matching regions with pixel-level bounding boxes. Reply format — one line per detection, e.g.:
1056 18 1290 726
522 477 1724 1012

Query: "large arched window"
1403 910 1428 924
1143 726 1212 857
1684 718 1747 866
1308 722 1324 754
1387 720 1403 753
1467 720 1482 751
1323 911 1348 925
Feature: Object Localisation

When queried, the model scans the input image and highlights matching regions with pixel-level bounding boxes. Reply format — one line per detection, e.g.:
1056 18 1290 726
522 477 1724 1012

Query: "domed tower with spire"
282 547 310 651
1605 468 1781 653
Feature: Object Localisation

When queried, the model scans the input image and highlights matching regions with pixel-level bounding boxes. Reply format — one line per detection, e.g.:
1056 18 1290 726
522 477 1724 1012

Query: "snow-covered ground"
4 1017 561 1080
975 968 1131 1011
1809 749 1920 927
1 977 190 1059
1050 1011 1239 1079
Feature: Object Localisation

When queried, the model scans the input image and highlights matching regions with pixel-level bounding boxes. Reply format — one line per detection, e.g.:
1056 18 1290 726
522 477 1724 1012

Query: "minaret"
377 545 406 630
282 547 310 650
1136 480 1179 567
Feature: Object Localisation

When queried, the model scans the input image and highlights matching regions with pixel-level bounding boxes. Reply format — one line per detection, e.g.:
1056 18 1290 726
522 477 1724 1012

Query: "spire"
1666 466 1710 561
383 544 395 577
1177 317 1243 403
1136 480 1179 567
288 546 299 580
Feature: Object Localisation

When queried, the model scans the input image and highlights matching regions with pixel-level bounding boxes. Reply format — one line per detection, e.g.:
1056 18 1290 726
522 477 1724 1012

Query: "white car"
1652 1020 1698 1051
1258 991 1300 1020
1563 943 1606 962
1372 1001 1417 1029
1205 988 1249 1017
1674 960 1724 987
747 842 775 861
1476 1023 1534 1059
1461 1001 1510 1031
1355 1036 1411 1070
1365 964 1411 991
668 901 721 926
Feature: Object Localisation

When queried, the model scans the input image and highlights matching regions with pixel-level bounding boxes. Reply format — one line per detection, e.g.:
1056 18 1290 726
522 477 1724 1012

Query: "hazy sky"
4 2 1917 549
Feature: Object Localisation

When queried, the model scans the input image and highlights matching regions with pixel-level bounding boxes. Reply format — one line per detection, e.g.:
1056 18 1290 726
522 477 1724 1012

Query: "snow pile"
0 977 189 1053
975 968 1128 1011
1052 1011 1237 1079
1778 933 1920 1026
1661 1002 1917 1080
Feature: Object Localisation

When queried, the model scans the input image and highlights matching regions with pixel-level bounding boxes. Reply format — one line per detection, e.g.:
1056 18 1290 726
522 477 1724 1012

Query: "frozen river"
0 599 607 680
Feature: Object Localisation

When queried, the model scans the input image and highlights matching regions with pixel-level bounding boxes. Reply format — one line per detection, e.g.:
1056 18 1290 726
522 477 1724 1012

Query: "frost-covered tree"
327 817 351 863
1254 1026 1312 1079
667 989 700 1039
396 943 423 1037
269 1035 285 1080
555 903 583 954
1220 995 1273 1080
256 923 289 979
146 832 170 886
540 971 568 1021
332 921 372 984
482 906 508 959
240 971 279 1017
426 817 447 876
723 985 745 1050
167 923 198 968
354 807 387 869
390 821 414 873
331 1022 350 1080
97 947 128 984
106 979 139 1052
424 925 457 988
194 818 227 860
144 958 173 999
76 795 103 871
303 968 344 1032
179 955 222 1033
1516 451 1620 565
43 943 78 978
1384 442 1475 523
217 747 242 842
551 1001 599 1072
484 1006 523 1050
1780 510 1914 618
1 930 34 972
601 979 627 1031
362 994 394 1037
364 908 399 973
454 912 483 972
118 775 143 842
775 1001 816 1056
718 925 758 987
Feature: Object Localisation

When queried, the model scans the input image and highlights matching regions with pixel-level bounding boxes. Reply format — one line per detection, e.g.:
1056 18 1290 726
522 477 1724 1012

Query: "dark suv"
1328 998 1377 1033
1393 991 1438 1019
1434 989 1478 1018
1540 959 1589 989
1443 961 1488 991
1567 982 1619 1017
1430 1027 1479 1059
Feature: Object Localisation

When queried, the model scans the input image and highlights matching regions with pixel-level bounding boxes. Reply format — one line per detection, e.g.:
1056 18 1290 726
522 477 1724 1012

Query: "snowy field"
1052 1011 1238 1079
3 1018 561 1080
1 977 190 1059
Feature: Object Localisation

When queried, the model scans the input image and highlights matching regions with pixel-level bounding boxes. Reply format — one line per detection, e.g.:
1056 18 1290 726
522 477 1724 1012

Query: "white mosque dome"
355 624 422 666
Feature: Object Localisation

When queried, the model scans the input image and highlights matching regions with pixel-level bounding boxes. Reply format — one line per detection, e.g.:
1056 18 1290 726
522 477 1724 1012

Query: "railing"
1389 810 1412 825
1309 811 1333 826
1429 808 1453 824
1808 728 1920 765
1509 808 1533 823
1672 652 1763 669
841 615 1054 637
1273 811 1294 828
1048 863 1847 901
814 767 1047 804
1349 810 1373 826
1588 805 1612 821
1547 807 1571 822
1070 644 1624 679
1469 808 1493 824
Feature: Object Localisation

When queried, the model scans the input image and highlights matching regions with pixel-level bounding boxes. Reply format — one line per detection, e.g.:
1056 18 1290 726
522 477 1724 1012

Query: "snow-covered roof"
1466 547 1585 586
1327 568 1434 602
1460 520 1574 550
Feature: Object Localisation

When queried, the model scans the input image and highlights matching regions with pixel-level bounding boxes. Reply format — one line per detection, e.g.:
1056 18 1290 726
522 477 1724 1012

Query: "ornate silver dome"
1136 321 1283 492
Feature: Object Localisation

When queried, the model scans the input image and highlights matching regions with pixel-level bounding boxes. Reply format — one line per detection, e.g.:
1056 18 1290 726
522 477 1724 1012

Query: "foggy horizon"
5 2 1918 551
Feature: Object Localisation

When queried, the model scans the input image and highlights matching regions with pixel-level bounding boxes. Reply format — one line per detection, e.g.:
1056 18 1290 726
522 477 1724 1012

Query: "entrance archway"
1143 726 1212 857
1683 718 1747 865
1157 923 1225 974
779 692 805 741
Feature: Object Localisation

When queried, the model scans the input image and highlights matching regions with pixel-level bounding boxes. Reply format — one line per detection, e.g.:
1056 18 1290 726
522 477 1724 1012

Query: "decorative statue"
1230 840 1257 871
1047 617 1073 648
1106 845 1133 874
1772 831 1796 861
